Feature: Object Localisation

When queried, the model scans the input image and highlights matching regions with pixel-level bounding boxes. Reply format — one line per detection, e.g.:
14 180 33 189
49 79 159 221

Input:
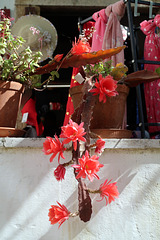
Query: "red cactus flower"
48 202 70 228
43 135 66 163
72 150 104 181
95 138 105 154
71 38 91 55
90 74 118 103
98 179 119 205
54 164 66 181
60 119 86 151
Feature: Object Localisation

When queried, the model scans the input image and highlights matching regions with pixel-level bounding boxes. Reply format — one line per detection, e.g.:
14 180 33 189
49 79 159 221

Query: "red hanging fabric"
140 15 160 137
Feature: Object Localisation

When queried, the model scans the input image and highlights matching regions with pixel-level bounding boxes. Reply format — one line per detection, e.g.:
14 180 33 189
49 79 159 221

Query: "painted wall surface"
15 0 115 7
0 138 160 240
0 0 15 18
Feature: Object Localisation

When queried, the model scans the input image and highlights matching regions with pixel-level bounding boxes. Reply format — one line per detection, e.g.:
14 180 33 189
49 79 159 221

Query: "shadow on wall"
40 149 160 239
0 149 59 240
0 147 160 240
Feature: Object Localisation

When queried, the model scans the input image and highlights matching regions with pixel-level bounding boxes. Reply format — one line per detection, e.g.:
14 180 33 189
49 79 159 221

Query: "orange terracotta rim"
90 129 132 139
0 127 26 137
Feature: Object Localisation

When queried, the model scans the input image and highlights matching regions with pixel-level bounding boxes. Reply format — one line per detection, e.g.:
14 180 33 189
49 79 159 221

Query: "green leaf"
0 48 5 54
155 67 160 76
34 82 42 88
51 71 59 78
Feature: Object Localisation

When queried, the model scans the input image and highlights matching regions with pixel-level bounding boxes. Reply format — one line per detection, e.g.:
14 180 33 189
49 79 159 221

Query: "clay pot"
69 83 129 130
0 81 24 128
91 129 132 139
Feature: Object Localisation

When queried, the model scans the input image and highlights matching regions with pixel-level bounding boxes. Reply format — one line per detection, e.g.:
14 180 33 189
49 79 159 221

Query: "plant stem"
62 159 74 167
69 211 79 217
87 188 100 194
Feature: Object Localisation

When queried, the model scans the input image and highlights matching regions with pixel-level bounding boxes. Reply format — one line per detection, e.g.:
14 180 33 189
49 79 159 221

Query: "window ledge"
0 138 160 149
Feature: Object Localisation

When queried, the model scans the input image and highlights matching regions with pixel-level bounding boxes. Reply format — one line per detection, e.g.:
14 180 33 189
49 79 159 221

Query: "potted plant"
33 37 160 139
69 61 131 138
40 40 160 227
0 11 59 136
69 59 160 138
1 10 159 138
0 11 43 133
41 40 160 228
0 10 126 137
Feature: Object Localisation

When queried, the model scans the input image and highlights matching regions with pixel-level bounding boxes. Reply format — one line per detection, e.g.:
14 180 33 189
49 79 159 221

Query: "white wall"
0 0 15 19
0 138 160 240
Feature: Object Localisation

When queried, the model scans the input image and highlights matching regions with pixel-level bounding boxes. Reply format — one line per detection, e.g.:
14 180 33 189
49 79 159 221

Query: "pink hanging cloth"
140 14 160 138
140 16 160 137
102 1 126 129
91 9 108 52
102 0 125 67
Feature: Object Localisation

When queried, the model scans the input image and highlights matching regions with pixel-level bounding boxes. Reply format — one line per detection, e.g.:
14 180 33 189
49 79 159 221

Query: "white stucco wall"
0 0 15 18
0 138 160 240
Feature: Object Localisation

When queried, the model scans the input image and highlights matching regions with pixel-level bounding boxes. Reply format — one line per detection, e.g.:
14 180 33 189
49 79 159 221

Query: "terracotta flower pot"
90 129 132 139
0 80 24 128
69 83 130 130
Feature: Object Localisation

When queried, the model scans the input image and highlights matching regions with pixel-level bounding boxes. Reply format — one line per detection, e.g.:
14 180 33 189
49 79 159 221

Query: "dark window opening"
33 6 155 138
35 7 102 137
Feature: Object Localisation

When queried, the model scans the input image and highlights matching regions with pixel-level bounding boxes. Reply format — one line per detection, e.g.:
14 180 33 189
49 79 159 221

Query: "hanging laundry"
21 97 44 137
91 9 108 52
140 15 160 137
102 0 125 67
63 67 80 126
102 0 126 129
121 25 128 42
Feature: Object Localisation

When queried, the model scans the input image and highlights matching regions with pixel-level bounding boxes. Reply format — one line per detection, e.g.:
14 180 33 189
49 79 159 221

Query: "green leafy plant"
0 11 47 89
0 11 126 89
0 11 62 130
1 10 159 91
85 60 113 77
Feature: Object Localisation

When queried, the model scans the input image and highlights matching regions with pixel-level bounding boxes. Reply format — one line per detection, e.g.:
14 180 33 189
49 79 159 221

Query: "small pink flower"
38 37 43 42
72 150 104 181
54 164 66 181
95 138 105 154
30 26 40 35
90 74 118 103
98 179 119 205
60 119 86 151
42 135 66 163
48 202 70 228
